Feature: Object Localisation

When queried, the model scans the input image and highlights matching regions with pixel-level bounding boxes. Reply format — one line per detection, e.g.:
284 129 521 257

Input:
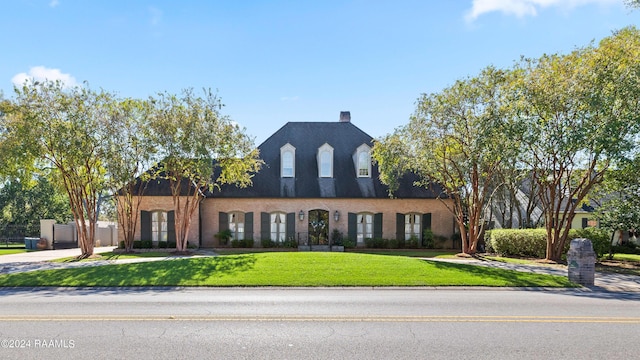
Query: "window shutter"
396 213 404 241
167 211 176 242
140 210 151 241
219 212 229 231
374 213 383 239
423 213 432 230
348 212 357 243
286 212 296 241
582 218 588 229
245 212 254 240
261 212 270 240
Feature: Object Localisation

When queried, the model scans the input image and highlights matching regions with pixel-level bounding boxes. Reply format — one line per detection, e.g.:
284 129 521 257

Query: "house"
131 112 456 248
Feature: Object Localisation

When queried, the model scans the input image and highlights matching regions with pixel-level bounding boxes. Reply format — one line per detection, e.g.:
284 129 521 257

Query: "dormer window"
280 143 296 178
355 144 371 178
317 143 334 178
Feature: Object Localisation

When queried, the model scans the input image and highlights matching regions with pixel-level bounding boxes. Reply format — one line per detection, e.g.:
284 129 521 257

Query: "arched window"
280 143 295 178
270 212 286 242
151 211 168 243
229 212 245 240
355 144 371 178
317 143 334 178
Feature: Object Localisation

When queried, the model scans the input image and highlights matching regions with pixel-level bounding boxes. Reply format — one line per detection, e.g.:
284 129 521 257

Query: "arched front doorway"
308 209 329 245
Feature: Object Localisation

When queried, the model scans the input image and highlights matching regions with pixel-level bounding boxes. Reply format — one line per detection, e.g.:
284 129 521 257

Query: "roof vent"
339 111 351 123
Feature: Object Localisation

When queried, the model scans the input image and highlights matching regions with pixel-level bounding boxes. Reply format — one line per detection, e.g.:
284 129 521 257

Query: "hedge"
488 227 611 258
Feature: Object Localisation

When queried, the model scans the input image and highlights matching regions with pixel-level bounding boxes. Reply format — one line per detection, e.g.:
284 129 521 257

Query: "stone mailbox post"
567 238 596 286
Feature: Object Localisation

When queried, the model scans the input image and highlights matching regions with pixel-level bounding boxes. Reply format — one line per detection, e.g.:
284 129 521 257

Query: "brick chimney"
339 111 351 123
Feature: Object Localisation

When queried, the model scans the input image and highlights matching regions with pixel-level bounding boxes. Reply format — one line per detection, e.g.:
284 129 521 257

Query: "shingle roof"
213 121 440 199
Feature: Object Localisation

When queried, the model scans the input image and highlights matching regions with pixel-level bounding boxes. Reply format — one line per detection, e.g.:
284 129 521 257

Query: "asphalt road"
0 288 639 359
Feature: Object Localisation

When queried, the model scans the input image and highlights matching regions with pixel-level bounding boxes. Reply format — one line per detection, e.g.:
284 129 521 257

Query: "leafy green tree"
593 156 640 258
1 81 114 258
102 98 157 252
373 66 517 255
511 27 640 261
0 174 72 236
148 89 262 252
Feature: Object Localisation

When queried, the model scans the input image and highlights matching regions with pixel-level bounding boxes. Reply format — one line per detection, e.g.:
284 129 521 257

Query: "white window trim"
356 212 374 244
270 212 287 242
151 210 168 243
317 143 334 178
355 143 372 178
229 211 245 240
280 143 296 178
404 213 421 240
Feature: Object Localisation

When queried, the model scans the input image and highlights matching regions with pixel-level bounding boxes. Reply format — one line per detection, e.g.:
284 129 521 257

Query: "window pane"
321 152 331 177
358 152 369 176
282 152 293 177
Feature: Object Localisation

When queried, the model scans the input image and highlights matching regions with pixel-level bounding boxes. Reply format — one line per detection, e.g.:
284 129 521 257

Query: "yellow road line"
1 315 639 323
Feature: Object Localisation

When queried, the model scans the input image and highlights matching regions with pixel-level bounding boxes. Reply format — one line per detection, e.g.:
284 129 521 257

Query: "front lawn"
0 252 576 287
0 249 29 256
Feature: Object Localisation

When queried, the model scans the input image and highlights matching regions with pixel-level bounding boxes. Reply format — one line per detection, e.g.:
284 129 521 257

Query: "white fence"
40 219 118 249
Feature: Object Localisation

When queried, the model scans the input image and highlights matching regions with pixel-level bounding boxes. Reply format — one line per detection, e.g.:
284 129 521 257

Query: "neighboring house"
129 112 456 248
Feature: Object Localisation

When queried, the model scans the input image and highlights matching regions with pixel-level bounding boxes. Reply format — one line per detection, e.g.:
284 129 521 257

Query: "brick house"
132 112 456 248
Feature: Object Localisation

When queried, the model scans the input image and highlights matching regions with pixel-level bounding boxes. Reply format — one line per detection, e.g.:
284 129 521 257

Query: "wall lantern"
299 210 305 221
334 211 340 222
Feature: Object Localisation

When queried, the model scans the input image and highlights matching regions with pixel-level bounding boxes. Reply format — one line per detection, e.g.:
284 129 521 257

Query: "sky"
1 0 639 145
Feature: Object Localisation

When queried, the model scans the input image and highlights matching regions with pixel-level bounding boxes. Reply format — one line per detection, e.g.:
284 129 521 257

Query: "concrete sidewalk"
0 246 216 275
0 246 118 264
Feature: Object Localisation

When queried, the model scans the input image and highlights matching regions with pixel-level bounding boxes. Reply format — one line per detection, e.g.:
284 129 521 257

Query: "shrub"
364 238 387 249
158 241 168 249
342 238 355 249
118 241 125 249
215 229 232 245
283 238 297 248
133 240 153 249
423 229 434 248
388 238 399 249
434 235 448 249
489 229 548 258
331 229 343 246
612 243 640 255
489 228 610 258
405 235 420 249
261 239 276 248
574 227 610 258
231 239 254 248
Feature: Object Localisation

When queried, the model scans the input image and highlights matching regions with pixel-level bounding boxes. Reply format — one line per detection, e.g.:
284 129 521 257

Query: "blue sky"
1 0 639 145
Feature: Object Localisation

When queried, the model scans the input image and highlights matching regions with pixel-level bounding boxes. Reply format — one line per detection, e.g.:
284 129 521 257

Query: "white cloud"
11 66 78 88
465 0 618 21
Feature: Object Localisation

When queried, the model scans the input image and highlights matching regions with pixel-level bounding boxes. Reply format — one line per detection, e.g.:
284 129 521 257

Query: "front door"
308 209 329 245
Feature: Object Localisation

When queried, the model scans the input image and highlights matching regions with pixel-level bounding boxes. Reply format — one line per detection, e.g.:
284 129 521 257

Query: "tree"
0 174 72 236
148 89 262 252
1 81 114 258
373 66 516 255
512 27 640 261
625 0 640 9
593 156 640 258
102 98 156 252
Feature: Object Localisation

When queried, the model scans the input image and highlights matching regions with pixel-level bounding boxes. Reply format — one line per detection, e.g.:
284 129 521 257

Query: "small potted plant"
215 229 232 246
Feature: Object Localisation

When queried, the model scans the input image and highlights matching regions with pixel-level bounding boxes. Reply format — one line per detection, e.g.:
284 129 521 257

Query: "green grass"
349 249 458 258
0 248 29 255
0 252 576 288
612 253 640 262
51 251 171 263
